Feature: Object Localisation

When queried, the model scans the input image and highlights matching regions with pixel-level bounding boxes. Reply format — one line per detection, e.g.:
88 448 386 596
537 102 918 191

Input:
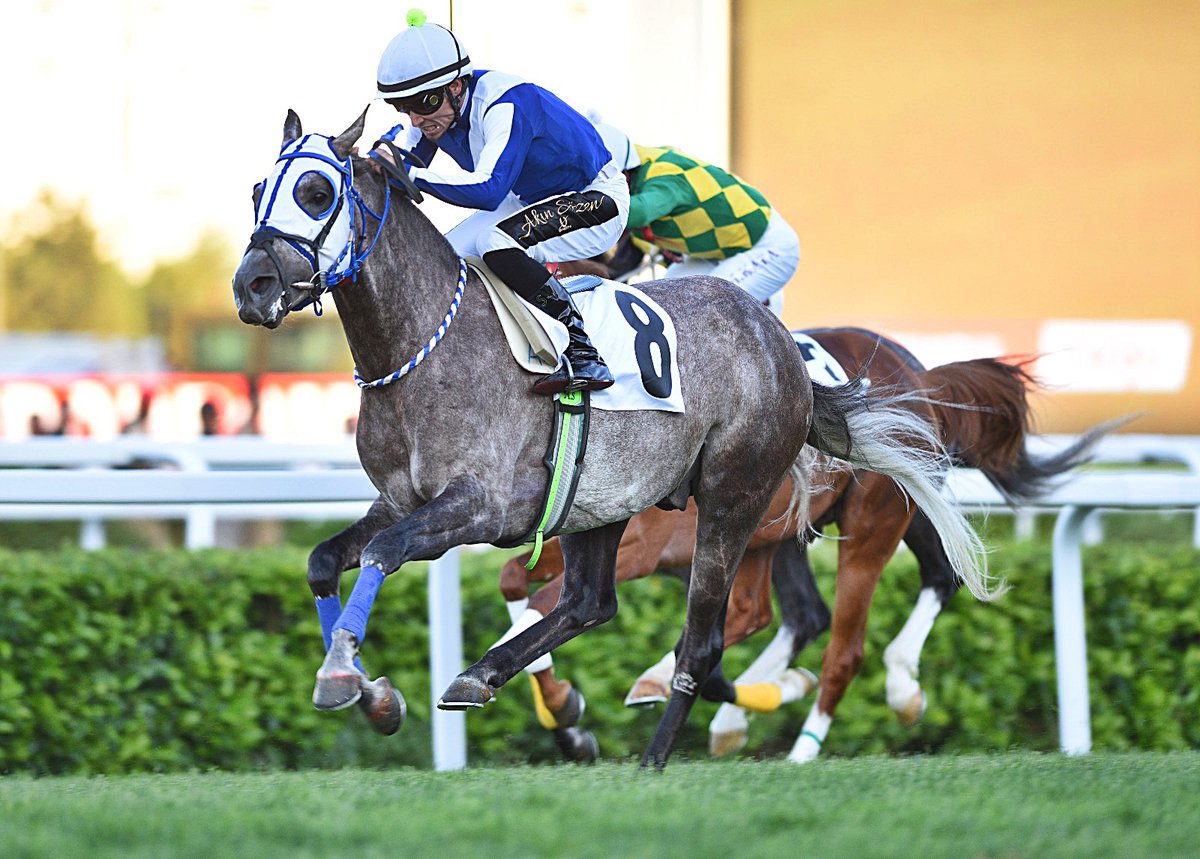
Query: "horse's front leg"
307 497 410 733
313 476 496 716
439 519 628 710
309 496 401 652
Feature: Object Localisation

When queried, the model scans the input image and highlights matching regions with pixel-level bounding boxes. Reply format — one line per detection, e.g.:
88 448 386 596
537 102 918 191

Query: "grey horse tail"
803 375 1002 603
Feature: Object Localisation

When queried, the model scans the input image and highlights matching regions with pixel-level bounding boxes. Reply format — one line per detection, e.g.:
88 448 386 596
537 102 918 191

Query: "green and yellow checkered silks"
629 145 772 260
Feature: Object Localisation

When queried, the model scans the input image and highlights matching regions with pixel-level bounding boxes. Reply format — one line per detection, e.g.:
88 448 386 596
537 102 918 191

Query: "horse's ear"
283 109 303 148
331 107 369 161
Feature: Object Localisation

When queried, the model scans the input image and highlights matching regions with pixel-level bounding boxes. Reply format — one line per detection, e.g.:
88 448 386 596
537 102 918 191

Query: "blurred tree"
1 194 350 372
142 229 236 325
141 230 250 368
1 192 144 335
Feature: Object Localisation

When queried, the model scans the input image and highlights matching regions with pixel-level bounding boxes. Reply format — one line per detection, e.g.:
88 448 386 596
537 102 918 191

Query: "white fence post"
79 518 107 550
185 507 217 549
1051 504 1093 756
428 547 467 771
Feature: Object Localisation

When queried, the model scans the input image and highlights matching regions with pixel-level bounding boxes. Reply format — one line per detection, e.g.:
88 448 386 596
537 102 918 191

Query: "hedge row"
0 534 1196 774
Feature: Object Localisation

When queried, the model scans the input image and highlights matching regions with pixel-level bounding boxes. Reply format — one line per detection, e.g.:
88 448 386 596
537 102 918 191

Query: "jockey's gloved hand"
368 146 407 172
367 125 411 170
368 138 424 203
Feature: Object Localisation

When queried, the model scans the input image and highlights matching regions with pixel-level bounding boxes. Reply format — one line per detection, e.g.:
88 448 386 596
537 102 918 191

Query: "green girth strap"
524 389 591 569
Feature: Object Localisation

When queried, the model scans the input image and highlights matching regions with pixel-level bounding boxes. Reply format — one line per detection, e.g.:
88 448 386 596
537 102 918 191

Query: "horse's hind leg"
641 498 774 769
788 475 912 763
709 538 827 756
440 519 629 709
883 508 962 727
492 513 676 761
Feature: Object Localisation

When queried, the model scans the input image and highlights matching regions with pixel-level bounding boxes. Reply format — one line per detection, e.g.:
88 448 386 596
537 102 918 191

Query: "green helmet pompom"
406 8 427 27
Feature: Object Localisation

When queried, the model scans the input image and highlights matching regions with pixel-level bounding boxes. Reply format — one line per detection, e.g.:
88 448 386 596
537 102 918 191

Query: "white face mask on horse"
248 134 359 309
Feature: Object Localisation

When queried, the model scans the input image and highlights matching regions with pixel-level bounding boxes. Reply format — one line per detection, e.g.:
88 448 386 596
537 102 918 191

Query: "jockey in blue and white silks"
373 10 628 395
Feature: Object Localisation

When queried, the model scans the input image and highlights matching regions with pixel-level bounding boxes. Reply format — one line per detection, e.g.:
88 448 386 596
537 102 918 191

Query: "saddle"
467 257 567 375
471 258 685 414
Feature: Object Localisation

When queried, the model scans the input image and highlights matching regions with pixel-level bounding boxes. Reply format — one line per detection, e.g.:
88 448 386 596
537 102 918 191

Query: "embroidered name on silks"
498 190 619 246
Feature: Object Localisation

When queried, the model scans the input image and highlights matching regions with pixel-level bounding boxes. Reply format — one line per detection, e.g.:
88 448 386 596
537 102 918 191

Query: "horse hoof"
895 689 927 728
359 676 406 736
553 686 586 729
313 673 362 711
709 728 749 758
438 675 495 710
313 630 364 711
787 737 822 764
624 678 669 708
313 671 363 711
554 726 599 763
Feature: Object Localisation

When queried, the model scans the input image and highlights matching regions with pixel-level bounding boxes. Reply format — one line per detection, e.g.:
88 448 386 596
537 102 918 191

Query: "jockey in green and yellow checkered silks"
627 144 773 260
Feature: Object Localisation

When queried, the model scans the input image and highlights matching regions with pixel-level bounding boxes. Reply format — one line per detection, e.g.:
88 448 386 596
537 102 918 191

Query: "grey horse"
231 110 993 769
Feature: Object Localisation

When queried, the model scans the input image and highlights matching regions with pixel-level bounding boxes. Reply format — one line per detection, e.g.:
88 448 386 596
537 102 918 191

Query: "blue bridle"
247 133 420 315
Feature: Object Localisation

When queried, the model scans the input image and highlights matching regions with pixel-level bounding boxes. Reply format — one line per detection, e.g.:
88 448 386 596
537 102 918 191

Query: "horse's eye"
295 172 335 217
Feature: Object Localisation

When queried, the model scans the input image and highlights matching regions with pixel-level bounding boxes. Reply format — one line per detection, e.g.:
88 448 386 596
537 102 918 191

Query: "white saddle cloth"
472 259 684 413
791 332 852 386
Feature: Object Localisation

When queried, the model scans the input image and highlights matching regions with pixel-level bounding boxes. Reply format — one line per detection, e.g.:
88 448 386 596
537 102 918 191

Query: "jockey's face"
390 79 462 142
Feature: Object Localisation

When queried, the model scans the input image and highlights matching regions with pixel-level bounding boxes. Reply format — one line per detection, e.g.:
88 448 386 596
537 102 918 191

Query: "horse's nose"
237 300 268 325
232 256 281 326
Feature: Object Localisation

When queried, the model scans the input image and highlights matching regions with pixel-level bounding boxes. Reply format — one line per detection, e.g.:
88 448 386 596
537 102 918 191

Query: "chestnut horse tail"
805 377 1000 602
919 358 1131 506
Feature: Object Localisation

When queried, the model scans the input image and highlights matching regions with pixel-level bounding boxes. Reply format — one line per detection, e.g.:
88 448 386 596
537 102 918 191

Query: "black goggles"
388 88 447 116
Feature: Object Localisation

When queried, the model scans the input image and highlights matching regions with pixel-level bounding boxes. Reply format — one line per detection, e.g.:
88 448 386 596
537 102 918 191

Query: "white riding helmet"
377 10 473 99
592 121 641 171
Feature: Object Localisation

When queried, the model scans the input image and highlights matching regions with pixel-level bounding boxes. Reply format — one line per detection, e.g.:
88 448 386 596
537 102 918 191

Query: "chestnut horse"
496 326 1114 762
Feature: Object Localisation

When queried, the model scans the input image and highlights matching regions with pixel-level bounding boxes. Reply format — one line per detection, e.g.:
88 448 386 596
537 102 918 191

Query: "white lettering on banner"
1035 320 1193 394
0 374 361 440
257 375 361 440
1 381 63 438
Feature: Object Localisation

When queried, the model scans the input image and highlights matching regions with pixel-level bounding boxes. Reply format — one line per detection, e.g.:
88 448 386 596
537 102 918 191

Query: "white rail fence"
2 434 1199 768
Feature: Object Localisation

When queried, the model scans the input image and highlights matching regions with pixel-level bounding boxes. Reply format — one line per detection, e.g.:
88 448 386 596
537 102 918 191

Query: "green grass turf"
2 752 1197 858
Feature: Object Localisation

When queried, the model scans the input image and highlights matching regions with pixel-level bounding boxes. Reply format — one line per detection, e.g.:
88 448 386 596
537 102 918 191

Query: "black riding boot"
528 276 615 395
482 248 615 396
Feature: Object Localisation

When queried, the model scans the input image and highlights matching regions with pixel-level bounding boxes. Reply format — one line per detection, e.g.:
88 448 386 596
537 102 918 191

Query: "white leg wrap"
883 588 942 712
490 606 554 674
625 650 676 705
709 627 800 744
787 701 831 764
505 598 529 623
734 626 796 685
709 701 750 736
778 667 819 704
643 650 676 685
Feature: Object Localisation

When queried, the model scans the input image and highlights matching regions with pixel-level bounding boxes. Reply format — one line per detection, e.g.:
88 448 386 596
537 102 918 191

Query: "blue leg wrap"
316 595 367 675
333 565 386 646
315 595 342 651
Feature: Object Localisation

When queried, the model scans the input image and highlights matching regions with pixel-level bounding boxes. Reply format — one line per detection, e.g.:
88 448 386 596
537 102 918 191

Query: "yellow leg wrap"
529 674 559 730
734 682 784 714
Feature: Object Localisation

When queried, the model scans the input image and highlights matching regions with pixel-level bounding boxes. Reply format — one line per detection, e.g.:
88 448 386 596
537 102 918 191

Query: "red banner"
0 374 360 440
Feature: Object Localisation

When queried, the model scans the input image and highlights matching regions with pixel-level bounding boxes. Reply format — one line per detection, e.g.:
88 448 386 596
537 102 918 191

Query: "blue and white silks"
383 70 611 210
